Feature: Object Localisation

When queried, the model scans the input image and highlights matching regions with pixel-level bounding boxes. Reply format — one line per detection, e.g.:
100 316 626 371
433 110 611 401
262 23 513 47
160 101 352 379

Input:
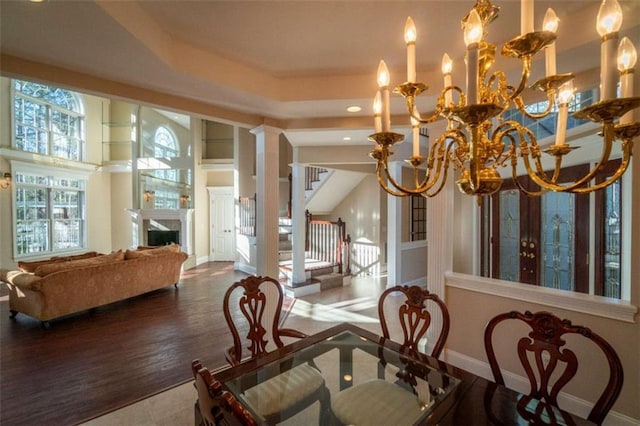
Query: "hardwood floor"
0 262 387 426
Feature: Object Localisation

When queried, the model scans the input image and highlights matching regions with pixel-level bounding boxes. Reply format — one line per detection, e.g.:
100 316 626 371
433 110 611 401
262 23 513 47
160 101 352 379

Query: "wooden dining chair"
331 285 450 425
378 284 450 358
484 310 624 425
222 275 330 425
192 359 257 426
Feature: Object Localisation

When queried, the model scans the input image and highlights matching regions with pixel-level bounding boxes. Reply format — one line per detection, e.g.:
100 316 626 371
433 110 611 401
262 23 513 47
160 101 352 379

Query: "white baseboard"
444 349 638 426
196 256 209 266
234 262 255 276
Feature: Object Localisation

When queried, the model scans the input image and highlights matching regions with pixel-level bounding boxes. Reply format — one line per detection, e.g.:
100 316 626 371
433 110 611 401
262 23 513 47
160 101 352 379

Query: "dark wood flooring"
0 262 251 426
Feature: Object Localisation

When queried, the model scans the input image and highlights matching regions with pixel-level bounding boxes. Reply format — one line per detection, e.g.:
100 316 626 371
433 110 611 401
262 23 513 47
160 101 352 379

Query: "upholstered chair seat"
242 363 325 417
332 378 425 426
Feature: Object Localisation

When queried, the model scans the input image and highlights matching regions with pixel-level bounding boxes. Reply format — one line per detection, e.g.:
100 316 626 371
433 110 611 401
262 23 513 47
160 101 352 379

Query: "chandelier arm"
524 122 617 192
417 130 461 187
510 168 549 197
376 162 412 197
568 148 632 193
417 138 459 198
510 55 533 100
513 91 555 120
380 157 435 196
406 95 442 124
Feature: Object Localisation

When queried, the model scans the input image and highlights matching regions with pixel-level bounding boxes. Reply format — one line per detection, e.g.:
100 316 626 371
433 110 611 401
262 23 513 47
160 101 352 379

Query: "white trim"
400 239 427 251
444 349 637 426
196 255 210 266
445 272 637 323
234 262 255 276
1 148 98 173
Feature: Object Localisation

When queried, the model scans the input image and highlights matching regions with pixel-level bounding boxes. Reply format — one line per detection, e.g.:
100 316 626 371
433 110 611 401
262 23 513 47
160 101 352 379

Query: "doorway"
208 187 236 261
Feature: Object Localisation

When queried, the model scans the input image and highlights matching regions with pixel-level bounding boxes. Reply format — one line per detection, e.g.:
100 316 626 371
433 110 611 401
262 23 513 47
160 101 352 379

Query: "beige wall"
329 175 383 276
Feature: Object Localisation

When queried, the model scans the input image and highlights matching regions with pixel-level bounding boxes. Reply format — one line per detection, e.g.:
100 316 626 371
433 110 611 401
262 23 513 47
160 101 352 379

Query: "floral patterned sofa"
0 245 188 326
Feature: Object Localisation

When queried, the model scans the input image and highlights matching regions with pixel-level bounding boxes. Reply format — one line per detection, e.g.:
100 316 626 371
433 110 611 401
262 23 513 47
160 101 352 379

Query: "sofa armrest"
1 270 43 290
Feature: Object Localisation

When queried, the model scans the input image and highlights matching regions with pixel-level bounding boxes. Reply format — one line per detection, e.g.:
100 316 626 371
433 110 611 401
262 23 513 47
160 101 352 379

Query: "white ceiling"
1 0 639 146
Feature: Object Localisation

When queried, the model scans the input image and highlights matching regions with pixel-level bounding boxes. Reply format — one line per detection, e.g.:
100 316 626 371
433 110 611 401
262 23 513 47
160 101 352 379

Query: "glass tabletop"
223 330 461 425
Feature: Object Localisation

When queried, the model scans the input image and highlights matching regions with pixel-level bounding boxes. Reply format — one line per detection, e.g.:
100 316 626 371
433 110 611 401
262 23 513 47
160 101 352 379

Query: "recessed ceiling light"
343 137 352 141
346 106 362 113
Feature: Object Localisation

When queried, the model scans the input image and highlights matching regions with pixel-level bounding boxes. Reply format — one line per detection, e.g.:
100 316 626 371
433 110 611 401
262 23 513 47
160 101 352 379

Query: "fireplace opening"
147 230 180 247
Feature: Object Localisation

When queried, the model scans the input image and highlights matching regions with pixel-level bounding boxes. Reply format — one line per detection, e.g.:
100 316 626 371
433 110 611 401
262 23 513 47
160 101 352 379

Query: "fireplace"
147 230 180 246
128 209 194 255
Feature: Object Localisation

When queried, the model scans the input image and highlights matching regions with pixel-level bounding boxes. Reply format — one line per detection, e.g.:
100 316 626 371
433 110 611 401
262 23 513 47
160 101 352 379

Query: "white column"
291 160 307 284
426 123 454 358
386 161 404 287
251 125 281 279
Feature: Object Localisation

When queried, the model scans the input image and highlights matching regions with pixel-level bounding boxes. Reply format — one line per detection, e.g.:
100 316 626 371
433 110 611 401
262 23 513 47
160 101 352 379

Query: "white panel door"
210 188 235 261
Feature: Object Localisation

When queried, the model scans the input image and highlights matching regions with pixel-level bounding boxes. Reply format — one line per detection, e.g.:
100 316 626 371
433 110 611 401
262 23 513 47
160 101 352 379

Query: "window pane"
540 192 575 291
498 189 520 282
603 181 621 298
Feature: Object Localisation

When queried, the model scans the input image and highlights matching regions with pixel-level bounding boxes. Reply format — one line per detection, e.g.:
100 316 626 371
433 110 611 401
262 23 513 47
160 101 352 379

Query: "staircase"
277 217 348 297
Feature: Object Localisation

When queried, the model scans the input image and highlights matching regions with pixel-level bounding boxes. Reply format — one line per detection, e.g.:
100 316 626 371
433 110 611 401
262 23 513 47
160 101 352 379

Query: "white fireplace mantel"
127 209 195 255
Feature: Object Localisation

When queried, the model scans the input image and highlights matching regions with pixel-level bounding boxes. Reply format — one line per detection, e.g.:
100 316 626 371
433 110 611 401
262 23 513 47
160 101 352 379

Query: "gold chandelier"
370 0 639 199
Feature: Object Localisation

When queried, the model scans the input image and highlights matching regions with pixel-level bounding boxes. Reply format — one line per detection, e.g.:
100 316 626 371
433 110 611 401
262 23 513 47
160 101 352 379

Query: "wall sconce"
143 190 155 202
180 194 190 208
0 172 11 189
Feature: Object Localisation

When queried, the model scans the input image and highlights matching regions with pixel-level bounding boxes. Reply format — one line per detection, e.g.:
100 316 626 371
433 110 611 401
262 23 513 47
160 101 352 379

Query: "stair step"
312 273 344 291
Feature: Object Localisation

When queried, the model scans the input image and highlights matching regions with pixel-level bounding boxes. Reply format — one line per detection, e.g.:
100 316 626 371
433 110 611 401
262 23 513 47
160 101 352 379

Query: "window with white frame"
153 126 179 183
13 163 87 258
13 80 85 161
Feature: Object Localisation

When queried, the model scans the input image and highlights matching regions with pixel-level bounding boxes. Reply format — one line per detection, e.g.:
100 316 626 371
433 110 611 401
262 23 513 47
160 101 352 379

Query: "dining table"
202 322 593 425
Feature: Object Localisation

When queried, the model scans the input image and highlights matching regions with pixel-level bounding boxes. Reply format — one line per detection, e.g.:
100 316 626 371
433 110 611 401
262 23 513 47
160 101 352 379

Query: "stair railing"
238 194 256 237
305 210 351 275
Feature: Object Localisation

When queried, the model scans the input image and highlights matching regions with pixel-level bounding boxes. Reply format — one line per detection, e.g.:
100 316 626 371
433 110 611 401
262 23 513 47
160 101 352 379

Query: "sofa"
0 245 188 326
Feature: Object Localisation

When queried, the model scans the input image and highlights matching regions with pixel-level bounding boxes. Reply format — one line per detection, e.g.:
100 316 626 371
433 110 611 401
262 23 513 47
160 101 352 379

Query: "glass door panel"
540 192 575 291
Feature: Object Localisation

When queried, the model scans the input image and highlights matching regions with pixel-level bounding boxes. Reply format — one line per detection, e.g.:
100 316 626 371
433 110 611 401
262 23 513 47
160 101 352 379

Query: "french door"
488 165 590 293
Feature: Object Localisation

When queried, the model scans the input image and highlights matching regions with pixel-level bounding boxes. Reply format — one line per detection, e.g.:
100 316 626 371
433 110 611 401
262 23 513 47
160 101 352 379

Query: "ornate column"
251 125 281 279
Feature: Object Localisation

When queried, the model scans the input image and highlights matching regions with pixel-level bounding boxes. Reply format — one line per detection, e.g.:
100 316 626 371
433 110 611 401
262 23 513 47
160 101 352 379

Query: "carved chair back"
223 275 305 366
484 310 623 425
378 285 450 358
192 359 257 426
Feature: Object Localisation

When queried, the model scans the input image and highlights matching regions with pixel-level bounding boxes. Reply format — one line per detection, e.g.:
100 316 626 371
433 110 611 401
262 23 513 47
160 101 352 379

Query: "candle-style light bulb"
543 8 559 77
442 53 453 107
464 10 482 104
377 60 391 131
597 0 623 100
617 37 637 72
596 0 623 37
557 80 575 104
555 81 574 147
464 10 483 46
618 37 636 123
377 60 390 88
543 8 559 33
404 17 417 83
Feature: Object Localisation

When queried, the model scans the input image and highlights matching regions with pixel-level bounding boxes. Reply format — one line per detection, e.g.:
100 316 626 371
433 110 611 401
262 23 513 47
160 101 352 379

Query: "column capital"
250 124 282 136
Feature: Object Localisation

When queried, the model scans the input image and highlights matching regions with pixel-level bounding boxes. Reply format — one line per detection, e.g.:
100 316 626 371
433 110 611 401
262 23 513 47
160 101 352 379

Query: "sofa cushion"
34 250 124 277
18 252 100 273
125 244 180 260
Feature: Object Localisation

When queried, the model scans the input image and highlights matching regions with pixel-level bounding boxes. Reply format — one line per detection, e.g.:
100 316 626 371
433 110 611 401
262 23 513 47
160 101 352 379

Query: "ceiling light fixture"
369 0 639 200
347 106 362 113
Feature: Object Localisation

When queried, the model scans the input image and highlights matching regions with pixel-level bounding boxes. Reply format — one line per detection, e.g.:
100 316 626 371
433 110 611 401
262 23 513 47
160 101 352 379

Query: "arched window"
153 126 179 184
13 80 85 161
